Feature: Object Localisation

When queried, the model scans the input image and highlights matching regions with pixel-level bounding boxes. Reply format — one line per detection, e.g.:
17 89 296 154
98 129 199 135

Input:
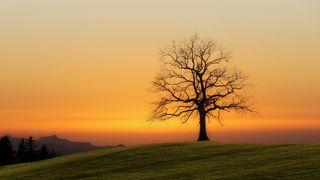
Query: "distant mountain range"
7 135 123 155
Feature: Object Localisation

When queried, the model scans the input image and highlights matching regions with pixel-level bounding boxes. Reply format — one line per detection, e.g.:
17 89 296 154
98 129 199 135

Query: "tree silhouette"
16 138 26 162
150 35 253 141
39 144 50 160
49 149 58 158
0 136 57 166
25 136 37 162
0 136 15 165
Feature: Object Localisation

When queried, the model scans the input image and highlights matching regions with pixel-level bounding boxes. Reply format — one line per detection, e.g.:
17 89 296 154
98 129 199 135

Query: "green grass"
0 142 320 179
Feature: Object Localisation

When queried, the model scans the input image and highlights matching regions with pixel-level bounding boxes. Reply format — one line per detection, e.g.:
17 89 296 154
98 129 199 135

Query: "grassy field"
0 142 320 179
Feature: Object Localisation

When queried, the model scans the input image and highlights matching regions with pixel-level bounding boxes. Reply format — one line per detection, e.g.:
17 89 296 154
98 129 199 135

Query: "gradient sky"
1 0 320 145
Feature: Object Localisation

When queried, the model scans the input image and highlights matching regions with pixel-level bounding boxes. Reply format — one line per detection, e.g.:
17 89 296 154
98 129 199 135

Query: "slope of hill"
7 135 102 155
0 142 319 179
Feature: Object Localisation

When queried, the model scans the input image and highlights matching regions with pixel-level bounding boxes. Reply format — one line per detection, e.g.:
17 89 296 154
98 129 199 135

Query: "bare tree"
149 35 253 141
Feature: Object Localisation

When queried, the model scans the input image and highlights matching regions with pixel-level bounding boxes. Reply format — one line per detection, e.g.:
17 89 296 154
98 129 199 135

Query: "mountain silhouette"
7 135 107 155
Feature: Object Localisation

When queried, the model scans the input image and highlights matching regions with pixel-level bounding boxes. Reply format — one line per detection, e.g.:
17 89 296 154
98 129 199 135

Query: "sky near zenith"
1 0 320 145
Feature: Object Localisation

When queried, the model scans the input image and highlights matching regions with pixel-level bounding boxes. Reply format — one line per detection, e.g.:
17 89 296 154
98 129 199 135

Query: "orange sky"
1 0 320 145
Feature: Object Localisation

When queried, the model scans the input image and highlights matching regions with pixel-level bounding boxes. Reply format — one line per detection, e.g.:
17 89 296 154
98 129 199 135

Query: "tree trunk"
197 111 209 141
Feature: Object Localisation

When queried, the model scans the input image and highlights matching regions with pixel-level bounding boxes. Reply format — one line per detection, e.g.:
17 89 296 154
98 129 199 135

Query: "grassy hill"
0 142 320 179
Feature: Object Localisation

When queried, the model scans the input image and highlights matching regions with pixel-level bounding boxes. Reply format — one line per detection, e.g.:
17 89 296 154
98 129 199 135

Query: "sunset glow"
1 0 320 145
